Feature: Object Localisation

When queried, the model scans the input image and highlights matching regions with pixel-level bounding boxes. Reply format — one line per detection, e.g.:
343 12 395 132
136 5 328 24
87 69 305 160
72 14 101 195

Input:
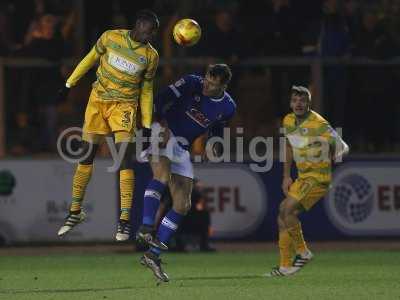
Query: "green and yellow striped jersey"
283 110 338 183
93 29 159 102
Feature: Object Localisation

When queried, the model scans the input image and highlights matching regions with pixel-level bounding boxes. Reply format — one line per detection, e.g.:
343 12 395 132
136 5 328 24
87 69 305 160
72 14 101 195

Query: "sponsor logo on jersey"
186 108 211 128
108 52 140 75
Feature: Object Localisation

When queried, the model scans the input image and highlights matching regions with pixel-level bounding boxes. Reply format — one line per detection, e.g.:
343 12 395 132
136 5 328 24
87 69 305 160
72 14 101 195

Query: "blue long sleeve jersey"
154 75 236 150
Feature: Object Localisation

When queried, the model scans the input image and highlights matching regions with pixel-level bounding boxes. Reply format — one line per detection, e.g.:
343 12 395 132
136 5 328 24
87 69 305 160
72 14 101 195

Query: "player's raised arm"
66 30 109 88
57 31 106 101
66 46 100 88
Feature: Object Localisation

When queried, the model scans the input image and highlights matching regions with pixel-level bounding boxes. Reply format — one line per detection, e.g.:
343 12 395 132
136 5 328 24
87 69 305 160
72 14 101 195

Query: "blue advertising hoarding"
131 158 400 241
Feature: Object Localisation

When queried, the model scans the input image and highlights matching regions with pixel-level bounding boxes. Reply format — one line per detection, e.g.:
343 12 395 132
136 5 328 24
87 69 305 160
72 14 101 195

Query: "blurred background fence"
1 57 400 158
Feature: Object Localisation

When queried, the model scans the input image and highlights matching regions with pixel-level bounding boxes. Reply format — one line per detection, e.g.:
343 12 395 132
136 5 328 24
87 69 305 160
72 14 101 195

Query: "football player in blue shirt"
136 64 236 282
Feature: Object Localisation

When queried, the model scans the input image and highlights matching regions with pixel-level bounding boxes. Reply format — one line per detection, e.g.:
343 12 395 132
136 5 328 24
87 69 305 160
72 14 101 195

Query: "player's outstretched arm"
56 47 100 102
58 31 107 101
66 47 100 88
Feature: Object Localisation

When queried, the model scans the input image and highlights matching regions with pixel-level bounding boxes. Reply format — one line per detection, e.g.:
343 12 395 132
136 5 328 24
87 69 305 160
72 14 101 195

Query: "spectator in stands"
0 1 16 55
353 5 396 59
382 0 400 57
8 112 39 156
20 14 64 59
349 5 397 151
195 9 242 62
16 13 65 152
264 0 301 56
320 0 351 129
261 0 302 121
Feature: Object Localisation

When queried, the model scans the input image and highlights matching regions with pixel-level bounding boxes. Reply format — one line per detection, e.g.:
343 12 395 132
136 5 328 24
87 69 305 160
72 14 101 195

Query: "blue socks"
142 179 166 226
150 209 184 256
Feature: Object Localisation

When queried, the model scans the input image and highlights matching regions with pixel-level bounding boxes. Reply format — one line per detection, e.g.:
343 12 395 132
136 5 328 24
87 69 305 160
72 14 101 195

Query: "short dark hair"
136 9 159 29
291 85 311 101
206 64 232 85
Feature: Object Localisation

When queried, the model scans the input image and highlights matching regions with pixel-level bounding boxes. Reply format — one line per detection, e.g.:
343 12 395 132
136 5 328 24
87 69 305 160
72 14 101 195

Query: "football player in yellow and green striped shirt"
267 86 349 277
57 10 160 241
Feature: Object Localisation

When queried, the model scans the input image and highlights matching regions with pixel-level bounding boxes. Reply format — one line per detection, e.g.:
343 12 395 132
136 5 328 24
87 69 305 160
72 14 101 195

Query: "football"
173 19 201 47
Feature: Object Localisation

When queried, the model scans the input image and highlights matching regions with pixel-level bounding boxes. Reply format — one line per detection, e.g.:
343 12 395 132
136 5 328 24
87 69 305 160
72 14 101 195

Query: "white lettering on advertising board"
0 160 117 243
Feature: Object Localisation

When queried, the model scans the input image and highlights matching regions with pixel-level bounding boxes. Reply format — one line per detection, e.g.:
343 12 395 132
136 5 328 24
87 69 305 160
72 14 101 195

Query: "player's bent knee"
79 142 98 165
173 198 191 215
150 158 171 183
277 216 286 230
282 197 303 218
152 169 170 183
184 201 192 214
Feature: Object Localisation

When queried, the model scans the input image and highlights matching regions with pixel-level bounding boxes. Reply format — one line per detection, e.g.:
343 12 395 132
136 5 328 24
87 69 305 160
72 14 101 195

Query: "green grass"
0 251 399 300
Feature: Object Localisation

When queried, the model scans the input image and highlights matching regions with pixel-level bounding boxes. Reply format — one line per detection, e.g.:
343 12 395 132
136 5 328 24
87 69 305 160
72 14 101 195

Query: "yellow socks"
70 164 93 213
119 169 134 221
287 222 308 255
279 230 295 268
70 165 134 221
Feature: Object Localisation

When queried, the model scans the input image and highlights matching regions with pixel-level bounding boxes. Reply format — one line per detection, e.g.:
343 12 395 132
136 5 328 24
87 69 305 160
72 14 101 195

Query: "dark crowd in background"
1 0 400 156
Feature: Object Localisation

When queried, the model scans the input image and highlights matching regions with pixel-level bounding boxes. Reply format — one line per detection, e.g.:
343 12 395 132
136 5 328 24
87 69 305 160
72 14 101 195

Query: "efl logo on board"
196 164 267 238
325 162 400 235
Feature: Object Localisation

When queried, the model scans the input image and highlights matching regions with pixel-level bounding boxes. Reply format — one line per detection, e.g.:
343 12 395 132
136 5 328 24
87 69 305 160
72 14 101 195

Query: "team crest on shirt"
300 128 309 135
194 95 201 102
138 56 147 64
216 114 223 120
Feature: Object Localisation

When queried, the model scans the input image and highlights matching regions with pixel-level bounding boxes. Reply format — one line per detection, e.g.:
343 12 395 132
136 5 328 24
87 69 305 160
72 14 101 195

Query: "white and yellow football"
173 18 201 47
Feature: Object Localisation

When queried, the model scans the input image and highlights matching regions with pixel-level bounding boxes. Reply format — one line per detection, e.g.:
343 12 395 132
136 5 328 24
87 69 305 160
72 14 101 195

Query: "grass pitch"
1 250 399 300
